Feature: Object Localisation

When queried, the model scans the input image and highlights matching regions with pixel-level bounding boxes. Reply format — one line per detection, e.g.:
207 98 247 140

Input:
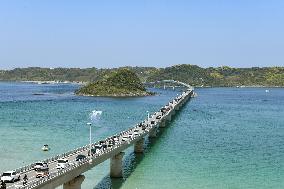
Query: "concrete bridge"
1 82 194 189
144 80 194 91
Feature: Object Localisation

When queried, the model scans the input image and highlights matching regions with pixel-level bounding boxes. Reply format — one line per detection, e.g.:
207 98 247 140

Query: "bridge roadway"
145 80 194 90
2 89 193 189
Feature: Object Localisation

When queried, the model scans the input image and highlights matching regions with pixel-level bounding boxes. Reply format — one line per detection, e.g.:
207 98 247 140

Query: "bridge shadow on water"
93 107 186 189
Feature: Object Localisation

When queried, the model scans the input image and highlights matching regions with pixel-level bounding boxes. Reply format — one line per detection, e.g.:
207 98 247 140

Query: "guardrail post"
110 152 125 178
134 138 144 153
63 175 85 189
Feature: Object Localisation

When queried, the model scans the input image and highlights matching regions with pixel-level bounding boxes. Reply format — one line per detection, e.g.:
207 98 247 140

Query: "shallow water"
0 82 283 189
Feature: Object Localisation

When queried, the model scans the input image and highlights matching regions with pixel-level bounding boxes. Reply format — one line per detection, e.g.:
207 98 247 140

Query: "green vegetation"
0 67 157 83
147 65 284 87
75 69 153 97
0 64 284 87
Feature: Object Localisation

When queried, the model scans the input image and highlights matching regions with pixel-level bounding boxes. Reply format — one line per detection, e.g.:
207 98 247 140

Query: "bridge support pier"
110 152 125 178
134 138 144 153
166 114 172 122
176 104 180 110
149 128 157 137
63 175 85 189
159 120 166 128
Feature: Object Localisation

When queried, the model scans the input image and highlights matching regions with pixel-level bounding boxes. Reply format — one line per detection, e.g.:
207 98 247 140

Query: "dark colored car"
95 144 102 150
91 148 96 154
76 154 86 161
90 145 103 154
99 140 105 144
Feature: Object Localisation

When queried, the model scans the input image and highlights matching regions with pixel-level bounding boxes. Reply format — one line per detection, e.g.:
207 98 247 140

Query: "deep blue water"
0 82 283 189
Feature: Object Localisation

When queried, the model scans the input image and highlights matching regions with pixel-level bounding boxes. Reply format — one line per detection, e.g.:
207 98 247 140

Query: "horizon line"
1 64 284 71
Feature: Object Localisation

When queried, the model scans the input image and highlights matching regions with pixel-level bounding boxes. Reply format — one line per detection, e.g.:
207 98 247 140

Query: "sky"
0 0 284 69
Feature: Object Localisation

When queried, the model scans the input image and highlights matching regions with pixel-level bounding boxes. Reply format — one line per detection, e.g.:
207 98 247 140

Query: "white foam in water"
90 110 102 123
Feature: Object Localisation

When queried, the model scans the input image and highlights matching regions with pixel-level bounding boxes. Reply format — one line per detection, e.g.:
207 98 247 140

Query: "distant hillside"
0 65 284 87
0 67 157 83
146 64 211 86
147 65 284 87
75 69 153 97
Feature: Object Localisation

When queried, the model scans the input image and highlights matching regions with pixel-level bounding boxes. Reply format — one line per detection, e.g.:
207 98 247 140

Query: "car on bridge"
36 168 49 178
122 135 130 142
161 107 167 113
90 145 102 155
141 125 146 130
1 171 20 183
128 133 133 139
102 144 108 150
56 158 69 169
76 154 86 161
138 123 146 130
94 144 102 150
156 115 162 119
34 162 48 171
113 136 119 143
99 140 105 145
133 129 140 136
90 149 96 155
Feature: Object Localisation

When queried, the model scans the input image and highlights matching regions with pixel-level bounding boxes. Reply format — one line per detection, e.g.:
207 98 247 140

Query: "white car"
113 136 119 142
34 162 48 171
1 171 20 183
122 136 129 142
56 159 69 169
133 129 140 136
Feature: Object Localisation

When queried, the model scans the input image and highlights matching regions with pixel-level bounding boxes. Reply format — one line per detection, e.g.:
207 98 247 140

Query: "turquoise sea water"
0 82 283 189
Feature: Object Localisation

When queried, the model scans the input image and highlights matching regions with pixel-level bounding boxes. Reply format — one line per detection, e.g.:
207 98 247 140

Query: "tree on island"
75 68 154 97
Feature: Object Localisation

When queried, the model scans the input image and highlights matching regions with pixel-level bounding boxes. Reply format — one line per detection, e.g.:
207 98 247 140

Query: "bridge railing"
17 139 136 189
24 116 173 188
18 157 90 189
13 143 91 175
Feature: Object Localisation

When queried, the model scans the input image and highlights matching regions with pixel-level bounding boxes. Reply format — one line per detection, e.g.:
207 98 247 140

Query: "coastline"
1 80 283 88
76 91 155 97
1 82 283 89
19 80 86 85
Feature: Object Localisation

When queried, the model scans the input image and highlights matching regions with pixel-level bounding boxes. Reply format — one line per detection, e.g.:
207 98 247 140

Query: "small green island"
75 68 154 97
